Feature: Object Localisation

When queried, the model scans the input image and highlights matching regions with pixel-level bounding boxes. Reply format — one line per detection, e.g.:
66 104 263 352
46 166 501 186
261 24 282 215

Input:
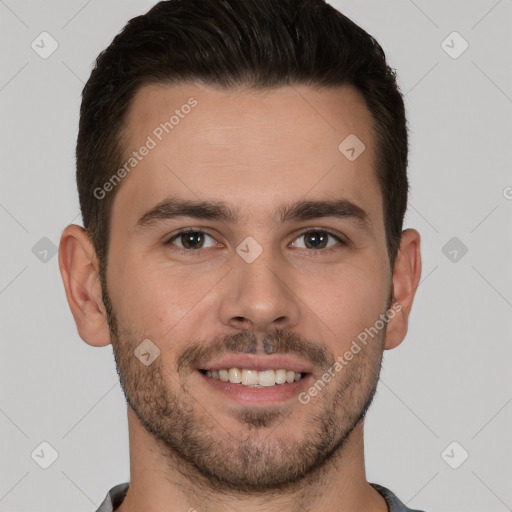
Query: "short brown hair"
77 0 408 272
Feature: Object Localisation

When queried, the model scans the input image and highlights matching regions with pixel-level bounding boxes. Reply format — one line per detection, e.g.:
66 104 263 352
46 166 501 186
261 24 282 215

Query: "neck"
115 407 388 512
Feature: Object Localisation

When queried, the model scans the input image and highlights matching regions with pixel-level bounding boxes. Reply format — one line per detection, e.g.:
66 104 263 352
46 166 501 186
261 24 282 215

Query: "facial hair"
101 276 387 495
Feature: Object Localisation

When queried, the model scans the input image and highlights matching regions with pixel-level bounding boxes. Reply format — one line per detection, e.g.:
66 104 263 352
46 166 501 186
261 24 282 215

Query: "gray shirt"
95 482 426 511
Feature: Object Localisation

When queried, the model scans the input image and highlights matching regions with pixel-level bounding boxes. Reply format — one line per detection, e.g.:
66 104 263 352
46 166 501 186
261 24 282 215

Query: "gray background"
0 0 511 511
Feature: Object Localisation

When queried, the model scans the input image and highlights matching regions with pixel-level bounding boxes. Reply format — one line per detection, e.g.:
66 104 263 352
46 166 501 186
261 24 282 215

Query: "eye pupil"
305 231 327 249
182 232 203 249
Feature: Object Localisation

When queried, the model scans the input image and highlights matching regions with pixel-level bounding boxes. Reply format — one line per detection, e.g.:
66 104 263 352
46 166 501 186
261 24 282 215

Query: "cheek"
311 265 389 354
106 255 220 339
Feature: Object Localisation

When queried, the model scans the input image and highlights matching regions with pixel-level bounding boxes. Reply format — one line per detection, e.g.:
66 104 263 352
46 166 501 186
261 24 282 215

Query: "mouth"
197 367 313 406
196 354 315 405
199 368 308 387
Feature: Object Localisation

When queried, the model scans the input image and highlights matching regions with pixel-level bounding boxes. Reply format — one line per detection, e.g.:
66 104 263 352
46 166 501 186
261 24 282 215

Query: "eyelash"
164 228 347 256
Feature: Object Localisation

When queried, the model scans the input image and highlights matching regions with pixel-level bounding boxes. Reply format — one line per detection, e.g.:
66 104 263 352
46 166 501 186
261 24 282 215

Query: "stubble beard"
101 277 386 494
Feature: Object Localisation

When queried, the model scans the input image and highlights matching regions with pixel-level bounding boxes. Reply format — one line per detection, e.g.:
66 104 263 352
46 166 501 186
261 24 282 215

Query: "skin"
59 83 421 512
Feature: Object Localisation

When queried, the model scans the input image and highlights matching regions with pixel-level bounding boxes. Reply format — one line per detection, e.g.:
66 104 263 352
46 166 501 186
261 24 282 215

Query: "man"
58 0 424 510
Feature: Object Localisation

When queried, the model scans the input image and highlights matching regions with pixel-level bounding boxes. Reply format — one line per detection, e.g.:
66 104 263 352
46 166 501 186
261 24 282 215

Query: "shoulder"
95 482 130 512
370 482 427 512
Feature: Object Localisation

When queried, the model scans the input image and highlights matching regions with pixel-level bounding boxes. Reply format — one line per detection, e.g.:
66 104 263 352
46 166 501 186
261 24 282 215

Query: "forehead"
123 82 375 154
113 82 381 228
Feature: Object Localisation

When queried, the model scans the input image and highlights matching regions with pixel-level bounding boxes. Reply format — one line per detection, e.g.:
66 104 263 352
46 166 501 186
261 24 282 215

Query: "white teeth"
258 370 276 387
241 369 259 385
275 369 287 384
228 368 242 383
218 369 229 382
203 368 304 386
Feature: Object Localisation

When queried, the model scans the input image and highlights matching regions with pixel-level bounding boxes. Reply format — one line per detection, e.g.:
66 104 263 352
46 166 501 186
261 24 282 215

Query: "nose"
218 244 301 334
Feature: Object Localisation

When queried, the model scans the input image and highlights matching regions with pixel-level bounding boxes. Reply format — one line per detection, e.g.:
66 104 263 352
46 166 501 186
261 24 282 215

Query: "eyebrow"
135 197 371 231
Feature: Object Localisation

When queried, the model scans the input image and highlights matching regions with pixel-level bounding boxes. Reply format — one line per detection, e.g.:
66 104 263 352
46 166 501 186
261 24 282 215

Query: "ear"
58 224 111 347
384 228 422 350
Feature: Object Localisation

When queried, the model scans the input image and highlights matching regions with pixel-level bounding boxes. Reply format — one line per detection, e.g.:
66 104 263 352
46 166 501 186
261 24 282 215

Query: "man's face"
103 83 392 490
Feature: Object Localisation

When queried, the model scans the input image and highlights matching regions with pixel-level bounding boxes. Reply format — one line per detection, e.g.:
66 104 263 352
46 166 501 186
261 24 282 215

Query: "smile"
200 368 307 387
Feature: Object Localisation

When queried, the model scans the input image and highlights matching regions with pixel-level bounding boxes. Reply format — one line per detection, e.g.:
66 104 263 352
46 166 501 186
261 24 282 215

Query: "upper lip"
199 354 314 373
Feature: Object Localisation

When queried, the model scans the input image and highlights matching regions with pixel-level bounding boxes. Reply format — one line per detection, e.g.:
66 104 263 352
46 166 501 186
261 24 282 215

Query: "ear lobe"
58 224 111 347
384 228 422 350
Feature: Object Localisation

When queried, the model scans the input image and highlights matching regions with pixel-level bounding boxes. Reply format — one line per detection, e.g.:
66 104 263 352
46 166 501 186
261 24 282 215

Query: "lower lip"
198 371 312 405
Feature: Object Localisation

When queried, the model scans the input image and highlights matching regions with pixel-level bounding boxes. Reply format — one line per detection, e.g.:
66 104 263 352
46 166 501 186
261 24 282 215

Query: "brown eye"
167 230 217 250
291 230 344 250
